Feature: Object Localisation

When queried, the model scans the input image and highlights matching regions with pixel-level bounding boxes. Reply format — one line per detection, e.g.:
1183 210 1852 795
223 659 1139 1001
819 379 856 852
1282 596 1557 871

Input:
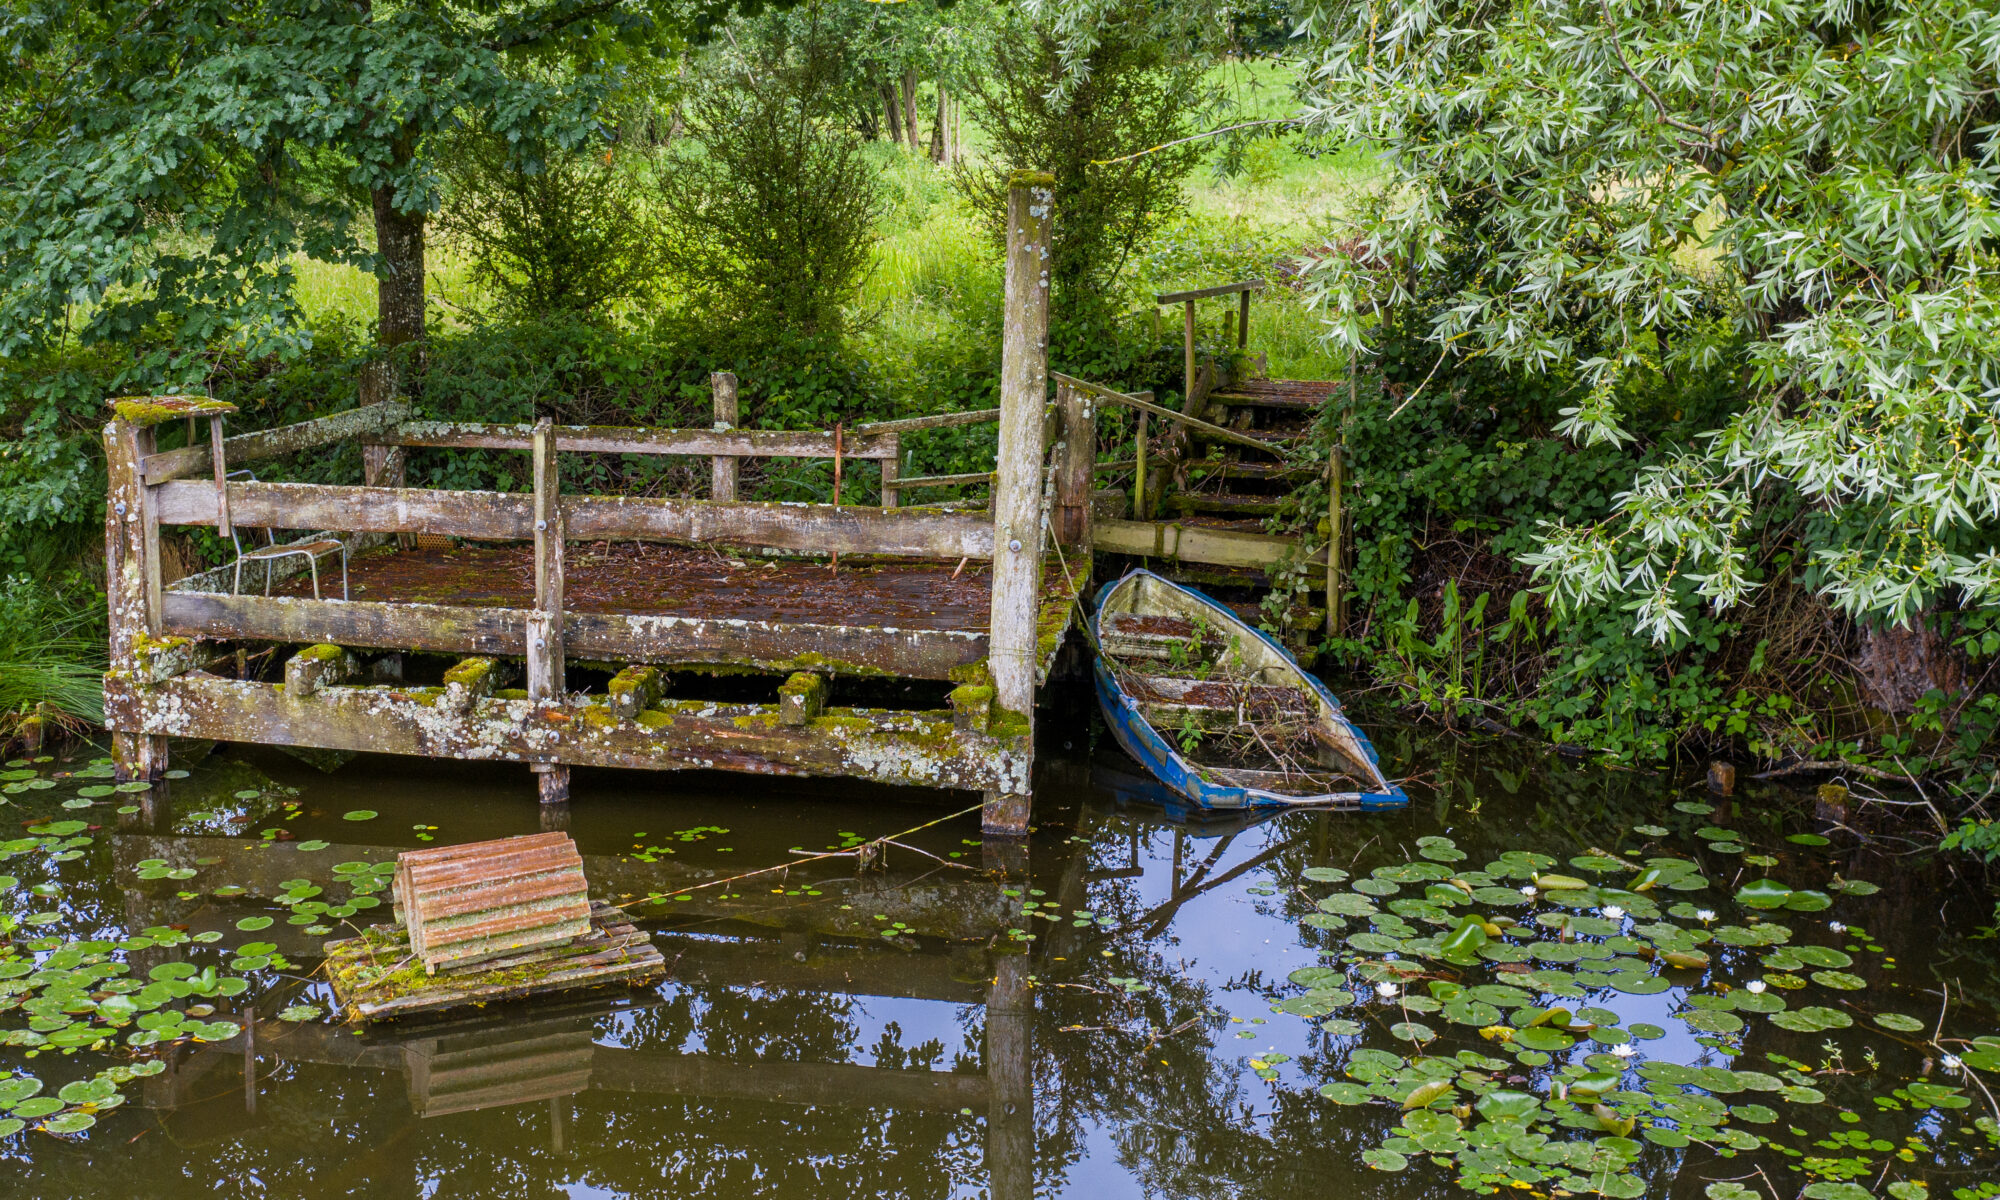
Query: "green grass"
295 57 1376 386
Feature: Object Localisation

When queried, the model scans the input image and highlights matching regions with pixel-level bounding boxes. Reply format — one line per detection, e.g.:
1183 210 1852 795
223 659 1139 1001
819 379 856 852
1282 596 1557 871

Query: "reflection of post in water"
986 951 1034 1200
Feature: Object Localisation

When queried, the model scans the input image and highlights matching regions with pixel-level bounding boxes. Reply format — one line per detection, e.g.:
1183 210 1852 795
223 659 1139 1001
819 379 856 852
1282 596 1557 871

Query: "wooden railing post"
1052 379 1093 549
984 169 1053 836
1327 443 1346 636
529 418 569 804
880 432 900 509
105 417 167 780
710 372 738 502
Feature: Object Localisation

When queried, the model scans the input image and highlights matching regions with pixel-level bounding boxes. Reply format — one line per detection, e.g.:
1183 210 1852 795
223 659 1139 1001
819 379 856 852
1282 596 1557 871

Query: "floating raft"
326 900 664 1022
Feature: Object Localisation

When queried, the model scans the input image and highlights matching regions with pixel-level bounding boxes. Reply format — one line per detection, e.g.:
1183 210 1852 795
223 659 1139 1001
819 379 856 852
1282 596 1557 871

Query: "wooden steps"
1206 379 1338 410
1166 493 1284 518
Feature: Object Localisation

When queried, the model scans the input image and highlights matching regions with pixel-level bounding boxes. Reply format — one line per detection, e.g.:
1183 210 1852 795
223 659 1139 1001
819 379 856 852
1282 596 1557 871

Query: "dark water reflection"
4 700 1999 1199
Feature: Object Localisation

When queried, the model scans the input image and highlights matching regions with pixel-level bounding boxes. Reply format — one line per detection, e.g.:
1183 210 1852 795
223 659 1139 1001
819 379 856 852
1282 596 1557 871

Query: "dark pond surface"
0 690 1997 1199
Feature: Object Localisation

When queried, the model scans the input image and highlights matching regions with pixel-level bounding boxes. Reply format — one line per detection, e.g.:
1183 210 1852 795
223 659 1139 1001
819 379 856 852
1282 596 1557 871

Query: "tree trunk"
1857 619 1963 714
900 69 919 153
880 80 903 146
370 181 426 361
930 87 949 164
951 95 962 162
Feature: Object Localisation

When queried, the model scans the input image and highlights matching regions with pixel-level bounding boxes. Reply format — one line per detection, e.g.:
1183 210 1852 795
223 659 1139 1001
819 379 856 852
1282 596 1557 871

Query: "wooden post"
880 432 900 509
1133 411 1148 521
530 418 569 804
1052 380 1094 548
1238 288 1252 349
208 415 232 540
1181 300 1197 412
1327 445 1345 636
710 371 738 502
984 170 1053 837
105 418 167 781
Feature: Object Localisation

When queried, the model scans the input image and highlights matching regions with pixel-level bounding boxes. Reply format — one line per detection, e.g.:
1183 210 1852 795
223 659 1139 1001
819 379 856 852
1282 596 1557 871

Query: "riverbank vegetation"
1 0 1995 858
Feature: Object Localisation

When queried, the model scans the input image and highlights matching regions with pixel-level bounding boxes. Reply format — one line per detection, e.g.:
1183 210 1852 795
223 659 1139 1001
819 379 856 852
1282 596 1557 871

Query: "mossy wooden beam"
284 644 360 695
153 480 994 558
104 674 1029 793
1092 518 1323 572
141 402 410 483
777 672 827 726
159 593 988 680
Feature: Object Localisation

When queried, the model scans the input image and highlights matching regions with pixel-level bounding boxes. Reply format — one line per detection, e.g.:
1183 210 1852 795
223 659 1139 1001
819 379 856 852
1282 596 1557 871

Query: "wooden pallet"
326 900 665 1022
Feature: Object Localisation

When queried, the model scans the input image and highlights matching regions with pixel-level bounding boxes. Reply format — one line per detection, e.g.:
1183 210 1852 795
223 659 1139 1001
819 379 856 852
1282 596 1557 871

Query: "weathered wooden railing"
103 173 1071 837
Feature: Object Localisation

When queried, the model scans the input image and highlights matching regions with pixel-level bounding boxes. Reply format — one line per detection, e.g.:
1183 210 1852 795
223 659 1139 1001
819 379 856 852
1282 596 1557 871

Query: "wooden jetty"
101 174 1071 835
99 184 1349 829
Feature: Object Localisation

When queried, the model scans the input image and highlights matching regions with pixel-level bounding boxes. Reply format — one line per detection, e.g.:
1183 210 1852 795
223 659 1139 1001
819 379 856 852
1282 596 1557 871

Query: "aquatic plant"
1259 818 1998 1195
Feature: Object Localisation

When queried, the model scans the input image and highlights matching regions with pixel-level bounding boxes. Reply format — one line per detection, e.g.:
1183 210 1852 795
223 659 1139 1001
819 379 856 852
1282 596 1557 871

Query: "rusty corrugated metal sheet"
394 832 592 973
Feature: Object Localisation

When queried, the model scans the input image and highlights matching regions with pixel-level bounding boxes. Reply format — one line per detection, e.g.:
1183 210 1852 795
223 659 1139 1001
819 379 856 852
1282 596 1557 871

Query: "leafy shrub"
656 15 884 341
434 132 665 321
956 3 1210 324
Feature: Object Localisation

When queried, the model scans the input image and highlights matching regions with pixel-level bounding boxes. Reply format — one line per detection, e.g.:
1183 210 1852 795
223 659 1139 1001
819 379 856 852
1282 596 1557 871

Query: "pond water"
0 691 1996 1199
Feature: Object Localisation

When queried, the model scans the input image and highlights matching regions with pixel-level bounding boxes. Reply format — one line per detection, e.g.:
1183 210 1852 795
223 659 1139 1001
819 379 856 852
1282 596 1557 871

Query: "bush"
656 15 884 341
955 4 1210 325
434 132 664 321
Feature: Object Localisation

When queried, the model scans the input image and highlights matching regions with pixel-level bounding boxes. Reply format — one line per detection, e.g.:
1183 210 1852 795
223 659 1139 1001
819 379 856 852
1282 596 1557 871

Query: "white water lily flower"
1943 1055 1964 1073
1611 1044 1636 1059
1601 905 1626 920
1745 980 1767 994
1829 921 1847 934
1376 981 1401 999
1520 885 1538 897
1696 909 1717 922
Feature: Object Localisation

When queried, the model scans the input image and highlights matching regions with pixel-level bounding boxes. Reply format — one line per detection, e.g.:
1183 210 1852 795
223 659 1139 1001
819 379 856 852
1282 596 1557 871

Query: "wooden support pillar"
359 360 409 551
1181 300 1197 412
777 672 827 726
1132 411 1148 521
606 665 663 719
985 170 1053 837
880 431 900 509
284 645 359 696
1327 445 1346 636
105 417 168 782
530 419 569 804
1051 380 1094 550
1238 288 1252 349
711 371 738 502
985 953 1034 1200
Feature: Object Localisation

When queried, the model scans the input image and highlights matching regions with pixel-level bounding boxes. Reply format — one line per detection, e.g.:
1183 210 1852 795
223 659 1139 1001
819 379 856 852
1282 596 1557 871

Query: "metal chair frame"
225 469 349 601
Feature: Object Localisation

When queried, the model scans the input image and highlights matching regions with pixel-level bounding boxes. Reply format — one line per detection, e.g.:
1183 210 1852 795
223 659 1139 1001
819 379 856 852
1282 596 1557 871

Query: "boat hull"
1091 570 1406 811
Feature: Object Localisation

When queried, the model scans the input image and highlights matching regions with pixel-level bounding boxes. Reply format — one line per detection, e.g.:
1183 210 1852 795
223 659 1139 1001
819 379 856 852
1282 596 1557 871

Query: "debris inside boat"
1091 570 1405 810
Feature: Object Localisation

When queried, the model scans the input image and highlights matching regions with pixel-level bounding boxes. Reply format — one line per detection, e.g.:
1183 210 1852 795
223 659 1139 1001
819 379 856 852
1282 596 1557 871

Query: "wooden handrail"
153 480 994 558
1153 279 1265 305
853 408 1001 436
1047 371 1274 456
141 402 410 483
383 421 898 461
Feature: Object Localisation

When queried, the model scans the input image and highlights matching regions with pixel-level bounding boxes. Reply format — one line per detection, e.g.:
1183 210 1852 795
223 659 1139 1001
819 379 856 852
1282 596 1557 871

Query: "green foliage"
955 1 1212 323
657 14 885 341
0 577 103 725
0 0 673 363
1294 0 2000 635
434 132 665 320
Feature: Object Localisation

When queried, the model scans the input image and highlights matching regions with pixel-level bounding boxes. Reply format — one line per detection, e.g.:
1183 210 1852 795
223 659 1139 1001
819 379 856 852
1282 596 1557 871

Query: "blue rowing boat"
1092 569 1406 811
